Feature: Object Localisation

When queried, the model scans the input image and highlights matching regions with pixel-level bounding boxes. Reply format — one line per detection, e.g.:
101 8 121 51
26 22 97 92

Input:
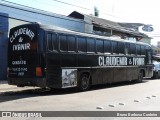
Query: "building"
68 11 149 41
118 23 152 44
0 12 8 81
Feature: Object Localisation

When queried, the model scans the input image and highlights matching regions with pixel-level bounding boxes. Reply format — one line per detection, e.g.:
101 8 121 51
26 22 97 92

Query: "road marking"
119 103 125 105
96 106 104 110
134 100 139 102
152 95 157 97
146 97 151 99
108 104 116 107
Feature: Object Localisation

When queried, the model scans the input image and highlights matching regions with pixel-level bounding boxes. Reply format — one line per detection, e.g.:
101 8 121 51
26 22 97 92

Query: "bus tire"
136 71 143 83
78 73 90 91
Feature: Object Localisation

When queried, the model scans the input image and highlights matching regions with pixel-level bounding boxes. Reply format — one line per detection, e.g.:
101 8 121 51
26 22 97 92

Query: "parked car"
152 61 160 79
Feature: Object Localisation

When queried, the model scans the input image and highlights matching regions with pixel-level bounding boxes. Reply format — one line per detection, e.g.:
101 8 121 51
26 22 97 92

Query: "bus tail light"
36 67 42 77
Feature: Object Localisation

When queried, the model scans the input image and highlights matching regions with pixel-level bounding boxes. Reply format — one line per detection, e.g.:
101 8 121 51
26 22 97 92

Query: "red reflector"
36 67 42 77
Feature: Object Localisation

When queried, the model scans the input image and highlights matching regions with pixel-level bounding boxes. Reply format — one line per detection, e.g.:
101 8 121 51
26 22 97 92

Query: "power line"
1 0 128 21
51 0 90 10
51 0 127 20
33 0 82 15
0 0 84 23
0 0 55 14
0 0 86 19
150 36 160 37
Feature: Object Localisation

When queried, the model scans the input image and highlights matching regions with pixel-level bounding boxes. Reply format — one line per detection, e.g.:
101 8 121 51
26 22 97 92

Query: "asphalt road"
0 79 160 120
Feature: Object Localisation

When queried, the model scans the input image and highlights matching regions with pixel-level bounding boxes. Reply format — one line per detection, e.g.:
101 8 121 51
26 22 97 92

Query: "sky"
2 0 160 45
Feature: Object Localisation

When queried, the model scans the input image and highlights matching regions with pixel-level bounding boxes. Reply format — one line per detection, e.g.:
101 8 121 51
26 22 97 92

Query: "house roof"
118 23 145 30
68 11 149 38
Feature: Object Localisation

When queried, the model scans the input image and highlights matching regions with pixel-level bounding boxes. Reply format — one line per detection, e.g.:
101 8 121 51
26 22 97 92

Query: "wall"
0 12 8 80
0 3 85 32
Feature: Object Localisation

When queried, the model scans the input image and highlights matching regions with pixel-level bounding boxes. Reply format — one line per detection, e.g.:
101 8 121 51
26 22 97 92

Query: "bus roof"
11 23 151 47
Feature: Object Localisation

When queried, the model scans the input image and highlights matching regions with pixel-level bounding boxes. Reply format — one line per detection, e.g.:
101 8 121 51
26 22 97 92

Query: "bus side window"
125 43 129 55
146 47 152 64
141 45 146 55
104 40 111 54
112 41 118 54
130 43 136 55
60 34 67 52
68 36 76 52
52 34 58 51
47 33 53 51
118 42 125 54
87 38 95 53
136 44 141 55
96 39 104 53
78 37 87 52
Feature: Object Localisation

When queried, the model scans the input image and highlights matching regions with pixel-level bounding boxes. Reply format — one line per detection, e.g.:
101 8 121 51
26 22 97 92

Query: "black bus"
8 23 153 91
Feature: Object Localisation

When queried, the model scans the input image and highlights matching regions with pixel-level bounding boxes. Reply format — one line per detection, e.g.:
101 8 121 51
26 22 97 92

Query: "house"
68 11 149 42
118 23 152 44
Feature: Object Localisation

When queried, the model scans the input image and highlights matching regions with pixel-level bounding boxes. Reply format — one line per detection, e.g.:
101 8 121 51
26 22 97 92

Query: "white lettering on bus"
133 58 145 65
12 68 28 72
13 43 30 51
12 60 26 65
98 56 127 66
10 28 35 43
98 56 145 66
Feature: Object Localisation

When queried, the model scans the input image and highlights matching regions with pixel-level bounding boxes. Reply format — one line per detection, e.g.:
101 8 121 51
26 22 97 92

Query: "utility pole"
94 6 99 17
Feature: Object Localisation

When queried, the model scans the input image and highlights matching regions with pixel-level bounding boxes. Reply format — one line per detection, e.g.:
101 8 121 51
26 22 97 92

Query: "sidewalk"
0 80 7 84
0 81 19 92
0 80 36 93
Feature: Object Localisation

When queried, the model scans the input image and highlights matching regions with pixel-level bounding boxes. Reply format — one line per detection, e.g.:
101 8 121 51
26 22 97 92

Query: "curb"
0 80 7 85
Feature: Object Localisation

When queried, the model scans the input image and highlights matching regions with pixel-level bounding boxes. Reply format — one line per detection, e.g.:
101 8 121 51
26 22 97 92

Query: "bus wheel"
78 74 90 91
136 71 143 83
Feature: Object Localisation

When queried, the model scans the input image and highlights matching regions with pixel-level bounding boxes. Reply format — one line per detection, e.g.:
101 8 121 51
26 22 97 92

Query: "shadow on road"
0 79 150 103
0 87 78 103
89 79 149 91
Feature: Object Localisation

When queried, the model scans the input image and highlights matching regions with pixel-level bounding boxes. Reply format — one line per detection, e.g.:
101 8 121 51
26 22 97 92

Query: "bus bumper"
8 78 46 88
